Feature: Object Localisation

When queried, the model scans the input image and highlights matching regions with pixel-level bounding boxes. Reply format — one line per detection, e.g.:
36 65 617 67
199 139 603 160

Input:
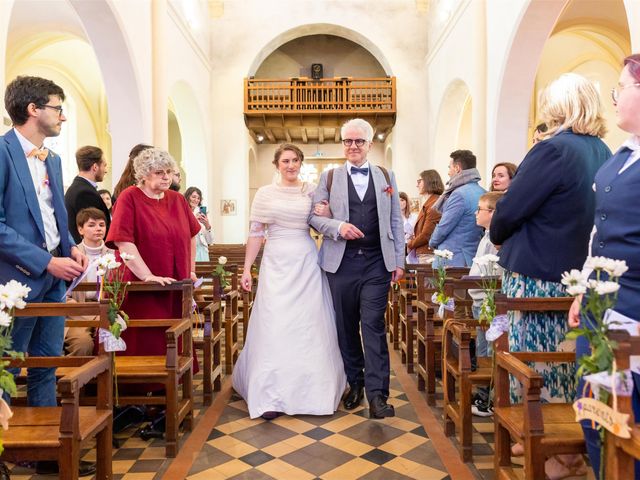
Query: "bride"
233 143 347 419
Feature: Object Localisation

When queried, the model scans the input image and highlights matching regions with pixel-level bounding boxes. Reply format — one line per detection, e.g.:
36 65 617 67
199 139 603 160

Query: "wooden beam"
318 128 324 144
264 129 276 143
302 128 308 144
285 129 292 143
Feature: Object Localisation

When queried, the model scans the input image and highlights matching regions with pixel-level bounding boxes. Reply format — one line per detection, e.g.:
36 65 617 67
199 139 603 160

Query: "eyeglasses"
342 139 367 147
611 83 640 103
476 207 494 213
37 104 64 116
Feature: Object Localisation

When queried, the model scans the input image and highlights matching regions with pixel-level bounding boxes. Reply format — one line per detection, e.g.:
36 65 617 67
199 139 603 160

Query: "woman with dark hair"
184 186 213 261
112 143 153 203
490 162 517 192
398 191 417 244
233 143 345 420
568 53 640 480
97 189 113 214
407 169 444 263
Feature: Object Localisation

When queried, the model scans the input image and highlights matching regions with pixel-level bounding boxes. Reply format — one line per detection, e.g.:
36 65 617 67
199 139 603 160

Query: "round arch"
67 0 144 177
433 79 472 178
247 23 394 77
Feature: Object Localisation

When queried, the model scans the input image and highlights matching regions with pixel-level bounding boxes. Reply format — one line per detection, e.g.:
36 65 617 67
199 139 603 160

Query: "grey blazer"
309 164 405 274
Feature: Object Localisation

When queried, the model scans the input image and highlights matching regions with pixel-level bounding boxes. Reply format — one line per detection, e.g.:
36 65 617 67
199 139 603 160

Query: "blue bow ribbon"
351 166 369 175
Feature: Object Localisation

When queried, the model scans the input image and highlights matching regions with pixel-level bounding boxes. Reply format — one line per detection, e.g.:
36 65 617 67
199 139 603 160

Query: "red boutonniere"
383 185 394 196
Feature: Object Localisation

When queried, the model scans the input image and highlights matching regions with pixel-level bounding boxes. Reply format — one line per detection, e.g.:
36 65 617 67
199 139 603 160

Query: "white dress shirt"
14 129 60 251
619 135 640 174
346 160 371 201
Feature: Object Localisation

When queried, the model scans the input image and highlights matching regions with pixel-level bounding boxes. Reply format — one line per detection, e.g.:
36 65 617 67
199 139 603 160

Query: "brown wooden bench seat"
2 301 112 480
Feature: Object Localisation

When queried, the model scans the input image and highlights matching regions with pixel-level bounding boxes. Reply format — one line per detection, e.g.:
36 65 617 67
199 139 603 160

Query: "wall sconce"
256 134 264 143
377 133 385 141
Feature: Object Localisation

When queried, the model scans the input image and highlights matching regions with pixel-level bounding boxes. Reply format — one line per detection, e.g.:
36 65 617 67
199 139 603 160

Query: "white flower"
473 256 489 267
566 284 587 296
434 249 453 260
561 269 586 287
218 256 228 265
604 259 628 279
96 268 106 277
585 256 610 271
594 281 620 295
0 311 11 327
120 252 135 262
0 280 31 310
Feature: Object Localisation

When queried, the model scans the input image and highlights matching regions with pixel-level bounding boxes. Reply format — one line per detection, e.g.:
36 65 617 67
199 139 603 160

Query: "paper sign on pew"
574 397 631 438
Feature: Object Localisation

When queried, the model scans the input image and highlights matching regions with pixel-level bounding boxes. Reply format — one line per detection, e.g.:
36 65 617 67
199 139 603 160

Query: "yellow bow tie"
28 148 49 161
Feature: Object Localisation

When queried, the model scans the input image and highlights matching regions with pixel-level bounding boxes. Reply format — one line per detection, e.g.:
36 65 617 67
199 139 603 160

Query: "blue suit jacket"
0 129 75 298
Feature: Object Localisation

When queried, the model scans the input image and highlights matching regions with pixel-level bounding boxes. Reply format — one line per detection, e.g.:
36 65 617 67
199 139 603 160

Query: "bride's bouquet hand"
241 271 252 292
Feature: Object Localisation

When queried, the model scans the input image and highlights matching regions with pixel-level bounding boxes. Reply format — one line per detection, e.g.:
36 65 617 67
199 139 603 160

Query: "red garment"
106 186 200 372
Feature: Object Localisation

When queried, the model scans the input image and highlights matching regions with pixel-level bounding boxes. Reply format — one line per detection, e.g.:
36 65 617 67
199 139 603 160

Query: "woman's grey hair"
133 147 177 184
341 118 374 142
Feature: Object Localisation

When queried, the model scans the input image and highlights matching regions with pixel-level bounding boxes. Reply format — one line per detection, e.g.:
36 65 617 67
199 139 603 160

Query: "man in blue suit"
0 76 91 477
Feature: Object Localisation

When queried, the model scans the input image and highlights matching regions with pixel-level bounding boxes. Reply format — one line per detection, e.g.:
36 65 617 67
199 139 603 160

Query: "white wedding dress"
232 182 347 419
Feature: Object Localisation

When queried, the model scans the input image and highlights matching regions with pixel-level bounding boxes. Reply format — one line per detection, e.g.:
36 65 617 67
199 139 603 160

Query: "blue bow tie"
351 166 369 175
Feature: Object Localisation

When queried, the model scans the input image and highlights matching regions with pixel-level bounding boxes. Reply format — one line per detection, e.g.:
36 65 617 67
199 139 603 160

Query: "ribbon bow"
28 148 49 161
351 166 369 175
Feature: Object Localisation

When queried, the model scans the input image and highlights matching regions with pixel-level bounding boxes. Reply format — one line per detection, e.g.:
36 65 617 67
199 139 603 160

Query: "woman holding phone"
185 186 214 261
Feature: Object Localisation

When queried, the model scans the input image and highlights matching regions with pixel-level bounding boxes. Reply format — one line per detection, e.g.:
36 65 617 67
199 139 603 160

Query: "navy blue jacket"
490 130 611 282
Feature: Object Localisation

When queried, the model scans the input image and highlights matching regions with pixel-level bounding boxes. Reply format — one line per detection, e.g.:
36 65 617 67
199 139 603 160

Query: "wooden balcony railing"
244 77 396 114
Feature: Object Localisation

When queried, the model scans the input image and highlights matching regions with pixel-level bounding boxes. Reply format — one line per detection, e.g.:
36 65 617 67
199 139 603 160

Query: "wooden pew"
492 295 581 479
441 276 501 462
605 330 640 478
413 267 470 405
193 299 223 405
2 301 112 480
74 281 194 457
386 286 400 349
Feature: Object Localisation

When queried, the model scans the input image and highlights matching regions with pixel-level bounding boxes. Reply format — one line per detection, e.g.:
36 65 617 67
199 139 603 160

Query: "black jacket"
64 175 111 244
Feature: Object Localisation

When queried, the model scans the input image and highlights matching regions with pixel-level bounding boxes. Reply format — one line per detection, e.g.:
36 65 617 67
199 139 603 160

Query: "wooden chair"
2 301 112 480
399 269 417 373
76 281 195 457
414 267 470 405
492 295 582 479
386 285 401 349
605 330 640 478
193 298 223 405
440 276 501 462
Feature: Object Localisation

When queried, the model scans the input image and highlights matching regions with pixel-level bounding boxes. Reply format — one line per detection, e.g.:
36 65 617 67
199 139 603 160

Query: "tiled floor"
186 376 450 480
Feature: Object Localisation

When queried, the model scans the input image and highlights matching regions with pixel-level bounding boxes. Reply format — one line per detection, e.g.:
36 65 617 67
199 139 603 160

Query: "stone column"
152 0 168 149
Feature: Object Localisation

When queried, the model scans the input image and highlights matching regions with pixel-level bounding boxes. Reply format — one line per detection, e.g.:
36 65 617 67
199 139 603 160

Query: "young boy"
64 208 114 355
467 191 504 416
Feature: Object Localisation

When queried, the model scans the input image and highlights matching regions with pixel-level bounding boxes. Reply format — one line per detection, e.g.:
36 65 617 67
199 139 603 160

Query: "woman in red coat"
106 147 200 364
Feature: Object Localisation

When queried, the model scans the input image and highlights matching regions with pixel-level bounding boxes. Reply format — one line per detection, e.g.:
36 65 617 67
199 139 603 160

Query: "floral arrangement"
473 254 501 325
383 185 394 196
563 256 629 479
212 256 230 291
0 280 31 453
97 253 134 341
431 249 454 317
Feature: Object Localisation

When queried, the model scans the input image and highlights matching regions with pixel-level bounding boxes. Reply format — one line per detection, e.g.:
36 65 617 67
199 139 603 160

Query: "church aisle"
166 348 479 480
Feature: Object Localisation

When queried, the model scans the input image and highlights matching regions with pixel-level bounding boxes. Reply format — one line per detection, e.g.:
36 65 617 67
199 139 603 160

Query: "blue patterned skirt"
503 271 577 403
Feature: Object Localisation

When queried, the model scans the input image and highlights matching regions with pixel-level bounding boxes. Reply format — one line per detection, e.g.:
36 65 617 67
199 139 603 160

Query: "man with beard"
65 145 111 243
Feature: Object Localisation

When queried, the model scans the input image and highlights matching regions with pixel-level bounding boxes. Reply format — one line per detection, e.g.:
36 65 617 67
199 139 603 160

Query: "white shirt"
14 129 60 251
346 160 370 201
619 136 640 174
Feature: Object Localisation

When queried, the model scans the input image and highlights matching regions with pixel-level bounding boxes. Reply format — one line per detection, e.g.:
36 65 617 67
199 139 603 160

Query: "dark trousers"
326 250 391 402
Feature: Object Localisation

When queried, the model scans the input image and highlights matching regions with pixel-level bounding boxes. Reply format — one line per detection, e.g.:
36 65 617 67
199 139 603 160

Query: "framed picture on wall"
220 199 237 216
410 197 420 213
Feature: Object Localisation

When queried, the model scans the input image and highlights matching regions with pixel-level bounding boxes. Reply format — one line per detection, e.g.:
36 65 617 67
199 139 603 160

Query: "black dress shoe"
0 462 10 480
343 383 364 410
35 460 96 476
369 395 395 419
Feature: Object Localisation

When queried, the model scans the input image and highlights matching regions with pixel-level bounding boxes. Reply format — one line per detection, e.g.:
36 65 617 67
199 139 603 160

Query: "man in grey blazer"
309 118 404 419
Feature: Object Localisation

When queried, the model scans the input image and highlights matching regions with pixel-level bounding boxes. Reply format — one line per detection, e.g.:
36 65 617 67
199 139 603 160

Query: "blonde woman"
491 73 610 479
